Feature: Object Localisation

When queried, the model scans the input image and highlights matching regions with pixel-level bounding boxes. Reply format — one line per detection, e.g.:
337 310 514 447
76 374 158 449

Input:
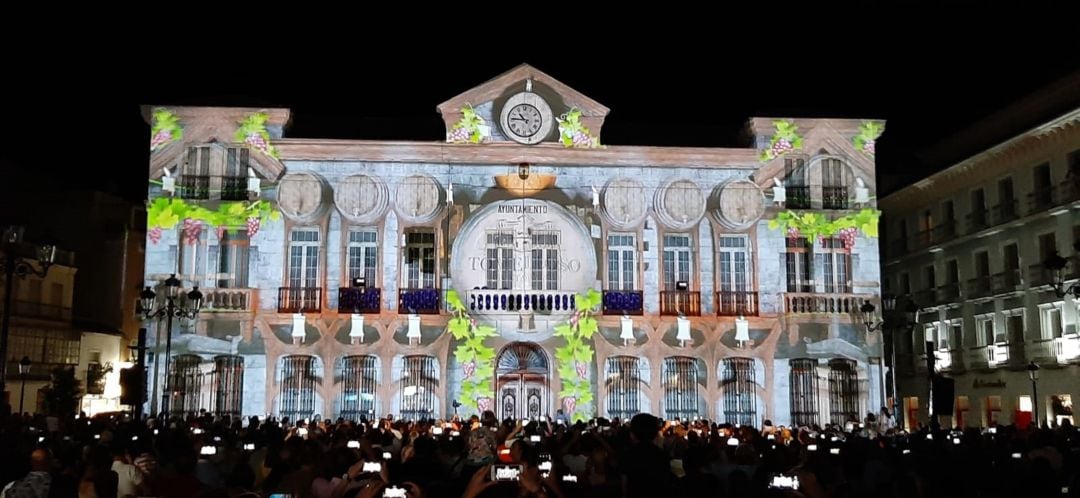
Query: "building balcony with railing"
986 342 1009 366
716 291 758 316
601 290 643 315
991 270 1023 294
220 176 250 201
966 276 993 299
660 291 701 316
201 288 257 312
179 175 210 200
1055 334 1080 363
931 220 957 243
399 288 441 315
338 287 381 314
933 349 953 372
465 289 576 314
277 287 322 313
782 291 869 314
936 282 962 304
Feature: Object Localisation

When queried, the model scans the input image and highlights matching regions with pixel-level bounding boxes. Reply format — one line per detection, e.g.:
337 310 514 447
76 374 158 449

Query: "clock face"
506 104 543 138
499 92 554 145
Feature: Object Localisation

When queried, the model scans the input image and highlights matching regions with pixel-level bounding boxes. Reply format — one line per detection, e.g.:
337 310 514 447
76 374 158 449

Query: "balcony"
936 282 961 304
782 292 868 314
931 221 957 243
966 209 990 233
1027 338 1061 364
602 290 643 315
821 186 849 210
910 229 933 251
338 287 381 314
716 291 758 316
786 186 811 209
1060 178 1080 204
1027 264 1054 288
465 289 576 314
966 276 992 299
660 291 701 316
220 176 249 201
0 300 72 321
179 175 210 200
399 288 441 315
277 287 322 313
202 288 256 312
991 270 1022 294
992 201 1020 225
1056 335 1080 363
987 342 1009 366
965 346 990 370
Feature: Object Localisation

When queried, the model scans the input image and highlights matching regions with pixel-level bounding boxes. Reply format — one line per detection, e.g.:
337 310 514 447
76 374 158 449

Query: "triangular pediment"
437 63 610 144
144 106 290 182
751 118 882 193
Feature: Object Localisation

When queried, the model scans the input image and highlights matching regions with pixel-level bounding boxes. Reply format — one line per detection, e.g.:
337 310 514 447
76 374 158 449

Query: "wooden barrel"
601 177 647 229
653 179 705 230
394 174 444 224
335 174 389 224
713 179 765 231
277 172 329 222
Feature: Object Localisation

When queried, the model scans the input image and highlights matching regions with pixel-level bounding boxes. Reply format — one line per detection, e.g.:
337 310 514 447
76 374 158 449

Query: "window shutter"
168 245 178 274
248 247 259 286
207 245 219 288
236 245 250 288
850 254 860 288
813 254 825 292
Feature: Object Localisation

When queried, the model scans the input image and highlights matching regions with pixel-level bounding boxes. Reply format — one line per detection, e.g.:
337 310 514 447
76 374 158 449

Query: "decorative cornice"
274 139 759 168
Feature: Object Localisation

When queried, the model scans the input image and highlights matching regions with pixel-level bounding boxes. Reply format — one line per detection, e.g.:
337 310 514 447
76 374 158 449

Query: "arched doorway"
496 342 549 420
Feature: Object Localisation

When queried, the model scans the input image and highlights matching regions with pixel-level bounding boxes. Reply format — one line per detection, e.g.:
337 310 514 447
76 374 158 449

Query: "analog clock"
499 92 554 145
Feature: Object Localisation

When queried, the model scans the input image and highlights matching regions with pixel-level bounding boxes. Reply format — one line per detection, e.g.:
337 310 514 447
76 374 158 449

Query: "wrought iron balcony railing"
602 290 644 315
338 287 382 314
465 289 577 314
399 288 441 315
660 291 701 316
716 291 758 316
277 287 322 313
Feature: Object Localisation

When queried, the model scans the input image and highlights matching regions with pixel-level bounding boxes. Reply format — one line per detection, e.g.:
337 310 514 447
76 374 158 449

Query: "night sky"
2 19 1078 203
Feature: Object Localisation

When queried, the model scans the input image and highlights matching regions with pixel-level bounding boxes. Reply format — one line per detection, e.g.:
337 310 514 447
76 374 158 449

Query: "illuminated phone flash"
530 435 541 442
382 452 392 460
38 437 44 443
1012 452 1022 459
807 444 817 451
153 429 159 435
432 427 443 435
451 431 460 437
767 434 775 440
200 446 217 456
926 434 933 440
829 448 840 455
132 436 139 441
903 449 911 455
347 440 361 449
94 434 100 440
727 437 739 447
952 438 961 445
192 428 204 435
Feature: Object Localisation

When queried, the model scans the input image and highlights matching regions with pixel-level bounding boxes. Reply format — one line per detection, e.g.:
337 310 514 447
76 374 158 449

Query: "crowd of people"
0 406 1077 498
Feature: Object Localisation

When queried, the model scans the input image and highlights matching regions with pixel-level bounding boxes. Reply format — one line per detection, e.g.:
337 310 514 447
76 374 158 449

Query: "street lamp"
18 356 31 415
1042 245 1080 298
140 274 202 417
1027 361 1040 429
860 299 889 413
1 227 56 403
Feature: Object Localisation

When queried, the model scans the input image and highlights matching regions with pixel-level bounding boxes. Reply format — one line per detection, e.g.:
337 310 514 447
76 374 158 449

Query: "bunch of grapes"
148 227 162 244
575 362 589 379
182 218 202 245
216 226 226 240
786 227 801 242
446 126 472 143
462 361 476 379
771 137 794 157
863 139 876 155
572 131 595 148
150 129 172 150
245 132 271 155
246 217 261 237
839 227 858 250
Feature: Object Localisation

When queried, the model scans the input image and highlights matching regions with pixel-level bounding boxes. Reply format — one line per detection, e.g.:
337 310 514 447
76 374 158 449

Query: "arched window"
338 355 378 420
828 359 859 425
789 358 819 427
605 356 641 420
720 357 757 426
662 356 700 420
212 355 244 417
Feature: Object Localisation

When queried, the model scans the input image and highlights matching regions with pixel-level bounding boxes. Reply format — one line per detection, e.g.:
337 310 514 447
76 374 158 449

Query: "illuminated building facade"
142 65 884 425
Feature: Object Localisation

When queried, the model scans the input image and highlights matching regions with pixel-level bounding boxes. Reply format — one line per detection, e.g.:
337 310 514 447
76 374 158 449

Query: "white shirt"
111 461 144 498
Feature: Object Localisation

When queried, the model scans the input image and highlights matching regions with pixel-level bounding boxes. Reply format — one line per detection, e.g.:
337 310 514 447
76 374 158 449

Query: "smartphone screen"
244 443 255 451
769 474 799 490
382 486 407 498
362 462 382 473
491 464 522 481
347 440 361 449
382 451 392 460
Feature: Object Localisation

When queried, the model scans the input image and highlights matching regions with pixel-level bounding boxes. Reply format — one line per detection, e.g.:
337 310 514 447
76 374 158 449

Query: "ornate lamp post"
18 356 31 414
860 296 920 429
1 227 56 403
1042 246 1080 298
140 274 201 417
860 299 890 412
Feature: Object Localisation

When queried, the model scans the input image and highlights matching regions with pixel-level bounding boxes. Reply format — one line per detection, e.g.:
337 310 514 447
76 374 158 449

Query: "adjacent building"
142 65 884 425
881 105 1080 429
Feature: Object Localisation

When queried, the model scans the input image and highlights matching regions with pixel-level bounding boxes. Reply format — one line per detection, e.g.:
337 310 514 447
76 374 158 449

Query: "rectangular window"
607 234 637 291
347 229 378 289
820 238 850 293
662 234 693 289
180 146 211 200
485 230 514 290
605 356 641 420
949 320 962 351
1041 303 1063 339
900 273 911 295
1038 232 1058 262
975 251 990 278
662 357 700 420
531 230 560 291
1005 311 1023 344
924 264 936 290
789 359 820 427
717 235 751 292
217 230 250 288
828 359 859 426
971 188 987 227
288 229 320 289
404 231 436 289
785 237 812 292
178 229 209 283
976 315 995 346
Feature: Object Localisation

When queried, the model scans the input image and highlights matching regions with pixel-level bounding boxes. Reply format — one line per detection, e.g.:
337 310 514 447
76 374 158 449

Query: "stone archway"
495 342 550 420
